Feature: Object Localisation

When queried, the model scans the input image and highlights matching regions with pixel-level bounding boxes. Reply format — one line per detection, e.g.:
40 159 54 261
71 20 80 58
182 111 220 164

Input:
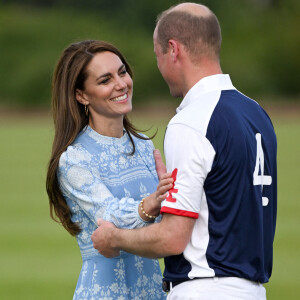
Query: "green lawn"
0 109 299 299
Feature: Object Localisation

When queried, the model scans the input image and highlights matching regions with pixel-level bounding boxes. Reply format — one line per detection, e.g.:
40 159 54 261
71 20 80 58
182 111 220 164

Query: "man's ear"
76 89 89 105
168 39 179 62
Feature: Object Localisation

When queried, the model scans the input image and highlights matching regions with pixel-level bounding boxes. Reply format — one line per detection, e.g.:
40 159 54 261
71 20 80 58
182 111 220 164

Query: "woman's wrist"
139 197 160 221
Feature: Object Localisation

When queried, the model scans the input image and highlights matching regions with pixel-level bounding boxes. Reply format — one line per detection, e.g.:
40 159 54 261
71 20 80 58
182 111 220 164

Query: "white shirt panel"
161 124 215 215
173 90 221 137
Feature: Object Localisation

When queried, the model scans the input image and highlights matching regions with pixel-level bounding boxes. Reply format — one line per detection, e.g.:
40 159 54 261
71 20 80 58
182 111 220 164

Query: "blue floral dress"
57 126 166 300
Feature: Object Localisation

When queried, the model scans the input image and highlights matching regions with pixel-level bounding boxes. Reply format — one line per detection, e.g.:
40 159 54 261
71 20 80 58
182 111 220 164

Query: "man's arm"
91 213 196 258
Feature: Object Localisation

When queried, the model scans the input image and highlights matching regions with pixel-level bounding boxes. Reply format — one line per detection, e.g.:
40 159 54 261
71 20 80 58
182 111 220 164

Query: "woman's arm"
57 145 172 229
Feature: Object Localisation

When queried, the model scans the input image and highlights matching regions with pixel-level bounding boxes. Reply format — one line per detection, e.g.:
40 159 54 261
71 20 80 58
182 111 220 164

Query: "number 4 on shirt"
253 133 272 206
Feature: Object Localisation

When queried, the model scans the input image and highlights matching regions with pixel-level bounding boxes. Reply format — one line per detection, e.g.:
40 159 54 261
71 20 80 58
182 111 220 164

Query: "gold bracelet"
139 198 158 219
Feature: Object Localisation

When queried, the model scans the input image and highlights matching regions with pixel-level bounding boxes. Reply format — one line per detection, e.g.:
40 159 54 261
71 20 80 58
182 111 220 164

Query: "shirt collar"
176 74 235 113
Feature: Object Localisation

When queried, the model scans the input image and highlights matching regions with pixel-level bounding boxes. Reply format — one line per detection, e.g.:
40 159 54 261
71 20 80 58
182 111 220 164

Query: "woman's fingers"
157 192 169 202
157 177 173 189
156 180 173 202
154 149 167 180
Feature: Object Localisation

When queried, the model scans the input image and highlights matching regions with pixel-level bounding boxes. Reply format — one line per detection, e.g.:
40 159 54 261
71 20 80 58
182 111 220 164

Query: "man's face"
153 28 168 81
153 27 183 98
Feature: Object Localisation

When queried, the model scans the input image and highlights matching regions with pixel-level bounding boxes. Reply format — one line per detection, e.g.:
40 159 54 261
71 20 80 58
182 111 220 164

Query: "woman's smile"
111 92 128 102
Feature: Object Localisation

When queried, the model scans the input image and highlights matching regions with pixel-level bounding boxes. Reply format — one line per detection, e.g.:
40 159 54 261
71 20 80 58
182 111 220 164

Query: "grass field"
0 105 299 299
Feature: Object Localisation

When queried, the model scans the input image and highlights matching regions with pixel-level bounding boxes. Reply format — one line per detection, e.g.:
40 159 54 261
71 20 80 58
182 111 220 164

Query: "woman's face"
78 51 133 121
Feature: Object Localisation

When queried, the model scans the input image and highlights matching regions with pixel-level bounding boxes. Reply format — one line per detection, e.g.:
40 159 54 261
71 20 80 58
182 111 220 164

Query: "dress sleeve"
57 144 153 229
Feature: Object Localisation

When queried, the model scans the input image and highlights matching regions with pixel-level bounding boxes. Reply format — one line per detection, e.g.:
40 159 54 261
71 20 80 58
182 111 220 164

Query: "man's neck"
181 59 222 97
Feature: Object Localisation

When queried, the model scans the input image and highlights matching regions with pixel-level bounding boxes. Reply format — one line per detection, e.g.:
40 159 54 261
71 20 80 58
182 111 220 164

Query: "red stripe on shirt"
160 206 199 219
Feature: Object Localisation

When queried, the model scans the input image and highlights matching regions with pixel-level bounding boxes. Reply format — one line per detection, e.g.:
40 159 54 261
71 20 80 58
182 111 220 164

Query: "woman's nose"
115 76 127 90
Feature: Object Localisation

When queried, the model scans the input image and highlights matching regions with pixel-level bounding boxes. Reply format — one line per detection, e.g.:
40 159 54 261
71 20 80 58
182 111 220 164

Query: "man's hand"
91 219 120 258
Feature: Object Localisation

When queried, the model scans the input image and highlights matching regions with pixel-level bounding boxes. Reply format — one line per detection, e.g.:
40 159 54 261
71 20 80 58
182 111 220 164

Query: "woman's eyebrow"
95 64 125 81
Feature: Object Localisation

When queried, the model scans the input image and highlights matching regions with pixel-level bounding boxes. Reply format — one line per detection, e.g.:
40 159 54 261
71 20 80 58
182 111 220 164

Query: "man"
92 3 277 299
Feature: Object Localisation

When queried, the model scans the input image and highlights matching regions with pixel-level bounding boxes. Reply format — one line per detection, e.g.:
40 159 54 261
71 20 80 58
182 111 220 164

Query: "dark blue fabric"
204 90 277 283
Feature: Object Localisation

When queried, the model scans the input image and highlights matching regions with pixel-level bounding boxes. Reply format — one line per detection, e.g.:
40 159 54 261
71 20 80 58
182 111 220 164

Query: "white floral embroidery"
137 142 146 152
124 188 131 197
140 182 149 198
81 261 88 279
91 166 100 178
118 144 125 153
119 156 128 169
114 259 125 281
140 289 147 298
72 203 80 213
142 275 148 286
110 283 119 293
92 284 101 294
68 145 92 164
135 256 144 273
100 151 109 162
127 154 136 166
109 161 118 173
67 166 93 189
110 146 118 155
81 217 89 228
149 287 156 297
76 284 84 295
81 231 90 243
90 182 112 200
153 272 163 284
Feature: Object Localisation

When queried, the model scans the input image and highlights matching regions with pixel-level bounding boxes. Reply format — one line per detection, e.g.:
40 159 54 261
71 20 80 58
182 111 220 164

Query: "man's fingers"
154 149 167 180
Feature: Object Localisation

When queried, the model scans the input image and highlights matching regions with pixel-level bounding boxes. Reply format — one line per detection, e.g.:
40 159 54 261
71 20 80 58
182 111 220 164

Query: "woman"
46 40 171 299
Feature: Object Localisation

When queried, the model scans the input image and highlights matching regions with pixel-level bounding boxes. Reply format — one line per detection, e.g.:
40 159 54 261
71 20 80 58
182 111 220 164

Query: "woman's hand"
154 149 167 180
138 149 173 221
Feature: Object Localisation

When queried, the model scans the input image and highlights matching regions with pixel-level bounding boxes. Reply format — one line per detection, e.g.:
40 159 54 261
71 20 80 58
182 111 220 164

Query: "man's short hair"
156 8 222 62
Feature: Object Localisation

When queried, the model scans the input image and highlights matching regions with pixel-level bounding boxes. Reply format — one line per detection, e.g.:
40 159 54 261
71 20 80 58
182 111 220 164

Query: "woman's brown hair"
46 40 152 236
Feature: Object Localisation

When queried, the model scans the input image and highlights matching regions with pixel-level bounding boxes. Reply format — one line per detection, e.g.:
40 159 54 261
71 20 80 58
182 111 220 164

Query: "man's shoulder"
169 90 222 136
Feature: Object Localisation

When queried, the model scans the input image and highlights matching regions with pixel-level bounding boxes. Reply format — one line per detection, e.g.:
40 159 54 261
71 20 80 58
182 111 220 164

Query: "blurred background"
0 0 299 299
1 0 299 108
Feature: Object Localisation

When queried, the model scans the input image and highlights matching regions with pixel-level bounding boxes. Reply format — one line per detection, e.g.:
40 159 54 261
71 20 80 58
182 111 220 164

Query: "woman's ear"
76 89 88 105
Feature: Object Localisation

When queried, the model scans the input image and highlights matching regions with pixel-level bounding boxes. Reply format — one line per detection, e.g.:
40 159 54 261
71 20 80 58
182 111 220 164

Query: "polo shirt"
161 74 277 283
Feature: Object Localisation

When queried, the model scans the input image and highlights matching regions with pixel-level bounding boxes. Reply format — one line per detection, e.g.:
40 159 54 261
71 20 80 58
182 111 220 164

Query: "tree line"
0 0 299 107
